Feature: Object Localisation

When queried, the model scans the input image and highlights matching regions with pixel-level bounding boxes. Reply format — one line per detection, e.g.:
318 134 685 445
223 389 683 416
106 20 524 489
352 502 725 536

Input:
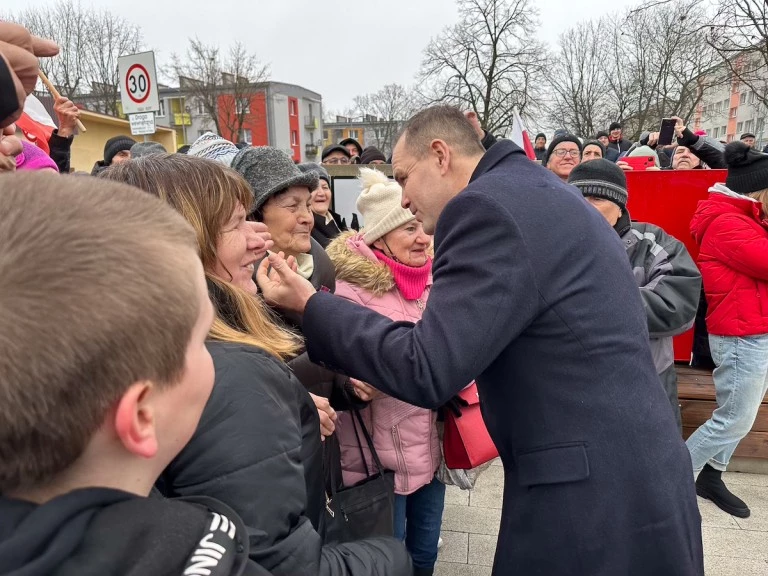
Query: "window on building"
757 118 765 133
156 99 166 117
712 127 719 138
730 107 737 118
749 91 756 104
240 128 252 145
737 121 744 133
291 130 298 146
745 119 754 133
740 92 747 105
349 129 360 140
197 101 205 115
236 100 251 115
721 125 727 136
323 130 329 141
290 100 297 116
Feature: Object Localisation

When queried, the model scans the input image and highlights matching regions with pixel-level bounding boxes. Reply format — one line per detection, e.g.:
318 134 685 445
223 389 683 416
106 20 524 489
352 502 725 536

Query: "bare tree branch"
416 0 546 135
5 0 142 114
170 38 269 140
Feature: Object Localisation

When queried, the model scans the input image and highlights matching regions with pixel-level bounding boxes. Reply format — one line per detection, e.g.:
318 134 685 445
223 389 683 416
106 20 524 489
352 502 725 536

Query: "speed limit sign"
118 52 159 115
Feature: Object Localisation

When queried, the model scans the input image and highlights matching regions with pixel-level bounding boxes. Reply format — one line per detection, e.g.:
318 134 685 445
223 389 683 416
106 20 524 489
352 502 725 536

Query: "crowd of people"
2 20 768 576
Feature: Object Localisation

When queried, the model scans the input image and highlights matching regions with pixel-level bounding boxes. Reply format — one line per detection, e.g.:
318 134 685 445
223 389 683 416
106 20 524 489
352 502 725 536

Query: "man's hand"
256 251 316 314
248 221 274 261
0 124 21 173
463 111 485 140
350 378 383 402
671 116 685 139
310 393 337 440
647 131 659 148
616 160 633 171
0 22 59 128
53 96 80 138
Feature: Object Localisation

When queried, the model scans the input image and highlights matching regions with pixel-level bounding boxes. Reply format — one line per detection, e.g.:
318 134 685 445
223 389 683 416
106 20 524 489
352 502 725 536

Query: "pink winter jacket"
326 231 440 495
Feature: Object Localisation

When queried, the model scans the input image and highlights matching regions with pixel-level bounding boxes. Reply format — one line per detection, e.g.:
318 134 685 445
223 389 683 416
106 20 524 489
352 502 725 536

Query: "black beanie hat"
544 134 582 165
568 158 628 211
535 132 546 141
609 122 622 131
583 140 606 158
104 135 136 165
595 131 609 139
359 146 387 164
724 141 768 194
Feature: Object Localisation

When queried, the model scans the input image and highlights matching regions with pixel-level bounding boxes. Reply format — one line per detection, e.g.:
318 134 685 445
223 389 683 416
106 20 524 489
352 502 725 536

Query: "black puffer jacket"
0 487 272 576
312 211 348 249
160 342 411 576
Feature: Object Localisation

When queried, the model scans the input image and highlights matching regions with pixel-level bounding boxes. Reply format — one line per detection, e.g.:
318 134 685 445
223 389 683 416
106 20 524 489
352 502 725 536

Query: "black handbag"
321 408 395 544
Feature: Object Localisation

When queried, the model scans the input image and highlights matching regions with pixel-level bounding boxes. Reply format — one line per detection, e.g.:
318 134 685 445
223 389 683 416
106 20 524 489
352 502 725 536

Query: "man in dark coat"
607 121 632 155
258 105 704 576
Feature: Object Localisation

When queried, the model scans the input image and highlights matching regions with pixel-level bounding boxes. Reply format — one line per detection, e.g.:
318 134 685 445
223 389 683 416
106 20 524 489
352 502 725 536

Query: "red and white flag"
15 95 57 155
509 108 536 161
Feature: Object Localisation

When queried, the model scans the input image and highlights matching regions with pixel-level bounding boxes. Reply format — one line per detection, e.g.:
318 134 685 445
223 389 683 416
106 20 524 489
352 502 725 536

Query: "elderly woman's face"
261 186 314 257
310 179 332 216
373 220 431 268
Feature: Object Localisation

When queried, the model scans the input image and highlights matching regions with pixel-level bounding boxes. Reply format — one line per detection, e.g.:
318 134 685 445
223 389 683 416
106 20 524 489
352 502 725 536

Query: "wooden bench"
678 365 768 460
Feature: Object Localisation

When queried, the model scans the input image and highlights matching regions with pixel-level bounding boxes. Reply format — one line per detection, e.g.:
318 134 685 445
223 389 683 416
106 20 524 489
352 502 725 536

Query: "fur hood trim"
326 231 395 296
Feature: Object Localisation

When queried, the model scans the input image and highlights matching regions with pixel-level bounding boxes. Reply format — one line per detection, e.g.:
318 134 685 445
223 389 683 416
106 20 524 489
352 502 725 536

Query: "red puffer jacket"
690 184 768 336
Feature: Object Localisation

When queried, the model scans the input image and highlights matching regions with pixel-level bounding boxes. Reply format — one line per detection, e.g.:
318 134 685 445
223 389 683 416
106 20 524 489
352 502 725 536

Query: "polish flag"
15 95 57 155
510 108 536 160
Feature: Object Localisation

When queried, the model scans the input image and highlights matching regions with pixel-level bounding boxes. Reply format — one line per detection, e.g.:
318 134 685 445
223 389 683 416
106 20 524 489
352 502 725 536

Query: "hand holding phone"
622 156 656 171
658 118 676 146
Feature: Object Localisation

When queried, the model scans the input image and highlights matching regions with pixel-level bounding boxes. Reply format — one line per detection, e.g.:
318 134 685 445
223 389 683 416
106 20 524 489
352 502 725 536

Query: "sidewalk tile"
441 503 501 535
467 533 497 567
437 530 469 564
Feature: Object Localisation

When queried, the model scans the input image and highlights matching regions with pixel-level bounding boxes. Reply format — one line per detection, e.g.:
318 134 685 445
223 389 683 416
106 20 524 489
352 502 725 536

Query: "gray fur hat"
297 162 330 185
231 146 319 211
130 141 167 159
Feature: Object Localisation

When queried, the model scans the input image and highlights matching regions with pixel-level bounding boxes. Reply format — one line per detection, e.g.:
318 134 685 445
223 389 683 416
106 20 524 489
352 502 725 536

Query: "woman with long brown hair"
100 154 409 576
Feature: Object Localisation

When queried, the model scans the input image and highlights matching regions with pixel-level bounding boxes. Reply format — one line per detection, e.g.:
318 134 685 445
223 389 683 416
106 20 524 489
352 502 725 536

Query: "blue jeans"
687 334 768 472
393 476 446 569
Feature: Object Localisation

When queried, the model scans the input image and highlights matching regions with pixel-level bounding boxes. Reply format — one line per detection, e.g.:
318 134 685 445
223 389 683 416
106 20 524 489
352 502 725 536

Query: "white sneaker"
437 536 444 549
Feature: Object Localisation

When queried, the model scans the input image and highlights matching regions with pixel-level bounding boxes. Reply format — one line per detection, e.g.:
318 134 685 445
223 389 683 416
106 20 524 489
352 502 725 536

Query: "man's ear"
430 139 451 175
113 381 159 459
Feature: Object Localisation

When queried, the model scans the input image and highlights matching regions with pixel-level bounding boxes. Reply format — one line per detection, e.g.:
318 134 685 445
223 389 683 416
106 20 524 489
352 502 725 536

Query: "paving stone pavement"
435 459 768 575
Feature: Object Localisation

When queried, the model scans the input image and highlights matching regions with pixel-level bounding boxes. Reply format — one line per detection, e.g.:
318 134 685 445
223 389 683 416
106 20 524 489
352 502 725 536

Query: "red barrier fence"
625 169 728 362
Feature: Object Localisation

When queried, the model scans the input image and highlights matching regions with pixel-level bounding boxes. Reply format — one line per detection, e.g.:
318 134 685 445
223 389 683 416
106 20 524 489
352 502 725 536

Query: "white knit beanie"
356 168 415 245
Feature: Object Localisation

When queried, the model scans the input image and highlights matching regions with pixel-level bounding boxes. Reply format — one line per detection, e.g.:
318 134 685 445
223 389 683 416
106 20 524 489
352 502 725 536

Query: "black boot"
413 568 434 576
696 464 750 518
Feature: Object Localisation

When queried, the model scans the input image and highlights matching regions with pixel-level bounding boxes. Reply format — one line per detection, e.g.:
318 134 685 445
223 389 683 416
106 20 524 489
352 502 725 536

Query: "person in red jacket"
688 141 768 518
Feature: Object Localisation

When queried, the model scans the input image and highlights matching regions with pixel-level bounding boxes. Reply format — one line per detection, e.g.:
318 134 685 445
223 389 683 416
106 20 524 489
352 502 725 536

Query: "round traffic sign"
125 63 151 104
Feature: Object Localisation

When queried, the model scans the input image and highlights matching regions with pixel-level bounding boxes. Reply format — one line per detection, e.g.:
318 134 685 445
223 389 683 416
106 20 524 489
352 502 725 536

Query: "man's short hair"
0 173 200 494
397 105 485 159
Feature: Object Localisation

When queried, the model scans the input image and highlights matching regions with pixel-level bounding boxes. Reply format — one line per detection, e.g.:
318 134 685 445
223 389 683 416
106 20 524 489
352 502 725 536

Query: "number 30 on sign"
126 64 150 103
118 51 160 115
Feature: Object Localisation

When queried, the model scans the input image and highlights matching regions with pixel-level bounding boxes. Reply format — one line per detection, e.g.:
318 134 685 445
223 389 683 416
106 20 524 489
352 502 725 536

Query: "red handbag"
443 382 499 469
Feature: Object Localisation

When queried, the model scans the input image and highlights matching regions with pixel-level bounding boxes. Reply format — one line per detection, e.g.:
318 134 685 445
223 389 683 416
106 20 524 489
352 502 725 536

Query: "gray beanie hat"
231 146 319 211
130 141 167 159
297 162 330 185
567 158 628 211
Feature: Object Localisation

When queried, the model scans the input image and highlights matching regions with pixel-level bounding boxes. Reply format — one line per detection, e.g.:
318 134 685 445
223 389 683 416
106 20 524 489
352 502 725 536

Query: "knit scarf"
374 250 431 301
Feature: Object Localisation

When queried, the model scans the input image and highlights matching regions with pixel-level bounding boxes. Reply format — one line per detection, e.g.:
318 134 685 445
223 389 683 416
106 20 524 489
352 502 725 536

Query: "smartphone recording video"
658 118 676 146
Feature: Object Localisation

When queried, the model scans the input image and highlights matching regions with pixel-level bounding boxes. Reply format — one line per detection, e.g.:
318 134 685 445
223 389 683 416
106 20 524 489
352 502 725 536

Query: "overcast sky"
7 0 637 112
